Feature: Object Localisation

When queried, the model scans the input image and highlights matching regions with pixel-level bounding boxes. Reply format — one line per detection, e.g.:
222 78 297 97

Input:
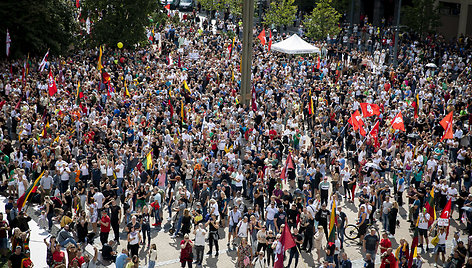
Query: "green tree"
403 0 441 36
263 0 298 28
0 0 76 58
82 0 160 48
304 0 341 40
199 0 228 13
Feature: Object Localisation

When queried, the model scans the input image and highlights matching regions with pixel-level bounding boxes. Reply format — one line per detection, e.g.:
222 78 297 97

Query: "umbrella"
425 63 437 68
365 162 381 170
407 133 420 139
462 206 472 212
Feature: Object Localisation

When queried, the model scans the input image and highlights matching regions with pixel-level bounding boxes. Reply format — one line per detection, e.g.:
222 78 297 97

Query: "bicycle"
344 223 380 240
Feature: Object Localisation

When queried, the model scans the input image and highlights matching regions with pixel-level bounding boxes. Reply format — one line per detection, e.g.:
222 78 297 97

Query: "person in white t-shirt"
417 210 430 253
193 223 206 266
434 227 447 266
447 183 459 218
237 216 249 241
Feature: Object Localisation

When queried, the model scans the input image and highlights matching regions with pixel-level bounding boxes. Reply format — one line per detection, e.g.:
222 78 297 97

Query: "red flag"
101 71 111 83
268 30 272 51
274 224 296 268
165 4 170 10
280 152 294 181
316 57 321 70
439 199 452 238
439 111 453 130
168 99 174 119
391 112 405 131
15 97 21 110
440 112 453 141
369 120 380 147
48 70 57 96
359 125 367 137
75 0 80 8
360 103 380 117
348 110 364 130
257 29 266 45
251 86 257 112
0 100 5 110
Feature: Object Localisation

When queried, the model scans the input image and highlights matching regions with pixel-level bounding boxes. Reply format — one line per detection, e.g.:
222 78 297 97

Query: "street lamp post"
393 0 402 67
241 0 255 106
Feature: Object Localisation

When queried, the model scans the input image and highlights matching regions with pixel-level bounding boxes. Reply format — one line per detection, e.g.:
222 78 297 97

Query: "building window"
439 1 461 15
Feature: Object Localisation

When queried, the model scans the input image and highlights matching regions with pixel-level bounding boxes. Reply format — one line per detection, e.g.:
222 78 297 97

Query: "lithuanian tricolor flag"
76 81 84 105
17 171 45 211
328 198 337 244
424 187 436 227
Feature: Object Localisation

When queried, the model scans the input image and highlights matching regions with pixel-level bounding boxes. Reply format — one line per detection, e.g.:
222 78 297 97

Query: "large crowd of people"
1 6 472 268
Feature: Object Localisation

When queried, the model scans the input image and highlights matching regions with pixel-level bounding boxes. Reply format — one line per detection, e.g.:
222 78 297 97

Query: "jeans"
382 213 389 231
154 208 161 224
60 238 78 247
142 223 151 245
195 245 204 265
287 248 299 267
266 219 276 232
148 260 155 268
338 227 345 248
175 216 183 235
185 180 193 194
47 213 54 231
117 177 124 196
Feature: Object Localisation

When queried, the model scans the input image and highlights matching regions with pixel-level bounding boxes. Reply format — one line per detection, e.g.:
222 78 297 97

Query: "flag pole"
335 121 350 142
355 119 379 154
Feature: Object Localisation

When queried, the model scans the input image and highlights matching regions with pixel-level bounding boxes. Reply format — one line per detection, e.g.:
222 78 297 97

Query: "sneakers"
171 234 176 238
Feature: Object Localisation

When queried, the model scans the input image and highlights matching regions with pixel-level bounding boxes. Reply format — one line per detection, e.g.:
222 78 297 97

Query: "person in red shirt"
99 210 111 246
380 248 397 268
52 244 66 267
379 232 392 254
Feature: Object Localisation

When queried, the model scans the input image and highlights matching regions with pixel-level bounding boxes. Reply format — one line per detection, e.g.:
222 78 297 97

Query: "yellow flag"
183 81 191 93
97 46 103 70
124 80 130 97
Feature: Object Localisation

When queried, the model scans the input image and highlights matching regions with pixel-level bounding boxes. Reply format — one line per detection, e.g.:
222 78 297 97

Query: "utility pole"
393 0 402 67
241 0 255 107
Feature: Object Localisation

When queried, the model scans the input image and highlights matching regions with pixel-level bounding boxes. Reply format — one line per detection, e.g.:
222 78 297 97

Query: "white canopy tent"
271 34 320 54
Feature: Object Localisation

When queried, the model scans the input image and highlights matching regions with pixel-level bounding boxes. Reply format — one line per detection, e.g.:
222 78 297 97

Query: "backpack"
158 189 166 202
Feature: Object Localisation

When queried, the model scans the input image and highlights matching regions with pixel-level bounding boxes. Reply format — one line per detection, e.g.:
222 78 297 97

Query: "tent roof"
271 34 320 54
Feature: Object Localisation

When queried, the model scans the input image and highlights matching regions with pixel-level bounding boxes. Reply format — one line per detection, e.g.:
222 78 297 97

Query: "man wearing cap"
418 208 430 253
319 177 330 205
8 246 25 268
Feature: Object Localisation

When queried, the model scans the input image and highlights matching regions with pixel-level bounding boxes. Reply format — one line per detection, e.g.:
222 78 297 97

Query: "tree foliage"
0 0 76 58
304 0 341 40
403 0 441 36
82 0 160 48
199 0 228 12
263 0 298 28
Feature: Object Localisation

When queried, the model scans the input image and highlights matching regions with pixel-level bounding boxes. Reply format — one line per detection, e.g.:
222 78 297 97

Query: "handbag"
431 235 439 246
243 256 250 266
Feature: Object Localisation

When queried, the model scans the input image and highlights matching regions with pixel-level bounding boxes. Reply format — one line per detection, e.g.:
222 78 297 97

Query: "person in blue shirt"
115 248 129 268
340 252 352 268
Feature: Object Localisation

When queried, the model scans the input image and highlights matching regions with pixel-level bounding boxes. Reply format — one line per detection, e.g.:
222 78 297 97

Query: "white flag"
39 51 49 72
6 29 11 57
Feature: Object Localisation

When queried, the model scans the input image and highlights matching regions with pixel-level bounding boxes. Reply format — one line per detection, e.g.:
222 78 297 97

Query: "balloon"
117 42 123 49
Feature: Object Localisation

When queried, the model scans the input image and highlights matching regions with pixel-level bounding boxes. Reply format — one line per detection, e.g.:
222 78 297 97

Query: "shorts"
229 225 236 233
91 215 98 223
358 223 367 236
418 228 427 237
435 244 446 253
